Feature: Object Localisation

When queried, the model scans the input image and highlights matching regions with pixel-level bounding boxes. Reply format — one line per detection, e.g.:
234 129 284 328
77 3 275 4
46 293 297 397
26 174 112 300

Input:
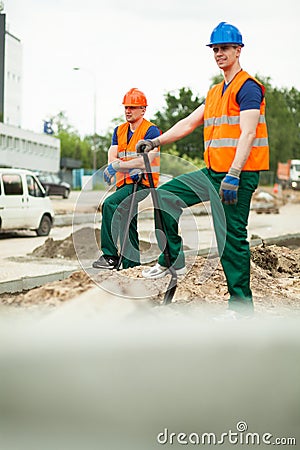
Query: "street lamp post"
73 67 97 172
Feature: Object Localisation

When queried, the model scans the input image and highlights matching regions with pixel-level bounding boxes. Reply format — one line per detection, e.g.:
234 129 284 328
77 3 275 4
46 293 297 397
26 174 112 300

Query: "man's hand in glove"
219 167 241 205
103 161 121 185
136 138 161 153
129 168 143 183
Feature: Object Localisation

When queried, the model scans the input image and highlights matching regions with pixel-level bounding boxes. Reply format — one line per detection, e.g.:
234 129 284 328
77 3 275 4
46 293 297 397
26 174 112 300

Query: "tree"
50 111 110 170
256 76 300 173
283 87 300 159
51 77 300 178
82 133 111 169
151 87 205 159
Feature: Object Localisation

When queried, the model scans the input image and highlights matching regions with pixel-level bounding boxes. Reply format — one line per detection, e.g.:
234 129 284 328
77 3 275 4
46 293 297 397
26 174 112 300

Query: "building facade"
0 12 22 127
0 122 60 173
0 10 61 175
4 30 22 127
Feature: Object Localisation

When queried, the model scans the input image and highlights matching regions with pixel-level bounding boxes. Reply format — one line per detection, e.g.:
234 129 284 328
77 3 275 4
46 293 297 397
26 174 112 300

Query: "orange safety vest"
116 119 160 187
203 70 269 172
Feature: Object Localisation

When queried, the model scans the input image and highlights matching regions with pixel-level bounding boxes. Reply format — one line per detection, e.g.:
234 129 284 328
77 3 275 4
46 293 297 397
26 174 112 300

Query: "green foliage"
51 78 300 177
209 73 223 87
160 146 205 177
151 87 205 159
282 87 300 159
255 75 300 172
50 111 109 170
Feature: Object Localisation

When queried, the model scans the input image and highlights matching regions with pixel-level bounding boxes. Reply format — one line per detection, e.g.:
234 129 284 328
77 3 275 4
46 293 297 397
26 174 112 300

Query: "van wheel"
36 215 52 236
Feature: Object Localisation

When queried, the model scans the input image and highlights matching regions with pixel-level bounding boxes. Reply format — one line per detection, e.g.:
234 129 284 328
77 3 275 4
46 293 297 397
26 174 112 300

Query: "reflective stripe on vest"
204 114 267 127
116 119 160 187
203 70 269 172
204 137 269 149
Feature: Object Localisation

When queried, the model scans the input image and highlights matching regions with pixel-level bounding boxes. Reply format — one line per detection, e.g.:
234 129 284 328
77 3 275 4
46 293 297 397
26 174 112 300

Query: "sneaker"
92 255 118 269
142 263 187 279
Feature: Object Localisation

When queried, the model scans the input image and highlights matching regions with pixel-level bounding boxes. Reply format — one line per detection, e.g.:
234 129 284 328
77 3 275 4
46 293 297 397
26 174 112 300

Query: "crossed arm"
107 145 159 171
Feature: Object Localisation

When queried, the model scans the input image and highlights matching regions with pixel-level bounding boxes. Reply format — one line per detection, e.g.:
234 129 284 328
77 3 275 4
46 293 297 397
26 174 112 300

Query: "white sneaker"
142 263 187 279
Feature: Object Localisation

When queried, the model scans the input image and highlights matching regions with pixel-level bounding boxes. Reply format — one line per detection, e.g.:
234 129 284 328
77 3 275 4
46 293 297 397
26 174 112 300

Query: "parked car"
0 168 54 236
37 173 71 199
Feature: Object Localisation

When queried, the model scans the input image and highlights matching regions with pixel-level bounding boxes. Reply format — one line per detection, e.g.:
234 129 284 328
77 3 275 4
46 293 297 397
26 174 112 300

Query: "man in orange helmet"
92 88 161 270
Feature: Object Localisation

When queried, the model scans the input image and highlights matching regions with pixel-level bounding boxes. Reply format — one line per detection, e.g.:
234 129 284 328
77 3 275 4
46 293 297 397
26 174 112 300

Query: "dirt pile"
251 244 300 276
31 227 100 260
122 245 300 312
30 227 159 261
2 236 300 314
249 245 300 314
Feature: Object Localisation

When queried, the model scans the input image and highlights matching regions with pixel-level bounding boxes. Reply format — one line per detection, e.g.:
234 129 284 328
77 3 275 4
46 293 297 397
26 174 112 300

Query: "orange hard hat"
122 88 147 107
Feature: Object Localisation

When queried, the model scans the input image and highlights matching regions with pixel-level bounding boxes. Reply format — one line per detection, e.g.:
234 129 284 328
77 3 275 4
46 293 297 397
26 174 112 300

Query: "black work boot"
92 255 118 269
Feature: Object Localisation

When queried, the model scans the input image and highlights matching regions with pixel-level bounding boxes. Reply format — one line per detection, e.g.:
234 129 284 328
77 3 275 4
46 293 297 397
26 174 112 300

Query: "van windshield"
291 164 300 171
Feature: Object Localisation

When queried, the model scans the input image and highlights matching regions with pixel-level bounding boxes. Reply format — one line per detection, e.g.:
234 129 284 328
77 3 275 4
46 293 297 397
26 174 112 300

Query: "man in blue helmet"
136 22 269 318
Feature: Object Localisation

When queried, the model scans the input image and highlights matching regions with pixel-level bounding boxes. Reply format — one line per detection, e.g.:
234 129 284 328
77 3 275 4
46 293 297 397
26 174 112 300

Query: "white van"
0 168 55 236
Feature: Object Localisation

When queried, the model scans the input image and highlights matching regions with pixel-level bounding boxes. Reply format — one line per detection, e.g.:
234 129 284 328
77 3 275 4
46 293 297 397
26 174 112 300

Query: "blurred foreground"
0 187 299 449
0 292 299 450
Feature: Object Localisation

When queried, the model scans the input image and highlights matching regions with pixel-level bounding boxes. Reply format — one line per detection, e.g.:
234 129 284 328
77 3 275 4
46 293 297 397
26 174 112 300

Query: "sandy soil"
1 187 299 315
1 225 299 316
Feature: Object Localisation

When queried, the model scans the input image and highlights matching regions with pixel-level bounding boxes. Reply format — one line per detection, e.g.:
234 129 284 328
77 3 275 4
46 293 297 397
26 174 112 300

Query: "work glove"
136 138 161 153
219 167 241 205
129 168 143 183
103 161 120 185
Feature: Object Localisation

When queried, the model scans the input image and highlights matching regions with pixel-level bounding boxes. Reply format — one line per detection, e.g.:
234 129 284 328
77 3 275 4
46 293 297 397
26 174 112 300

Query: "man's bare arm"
230 109 260 172
159 103 205 146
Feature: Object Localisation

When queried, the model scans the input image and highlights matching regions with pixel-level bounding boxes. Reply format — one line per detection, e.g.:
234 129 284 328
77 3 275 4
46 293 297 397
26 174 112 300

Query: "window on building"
7 136 13 148
0 134 6 147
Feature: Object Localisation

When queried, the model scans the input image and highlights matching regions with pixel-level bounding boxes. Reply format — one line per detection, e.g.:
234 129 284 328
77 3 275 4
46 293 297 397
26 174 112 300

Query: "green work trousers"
101 183 149 269
155 168 259 313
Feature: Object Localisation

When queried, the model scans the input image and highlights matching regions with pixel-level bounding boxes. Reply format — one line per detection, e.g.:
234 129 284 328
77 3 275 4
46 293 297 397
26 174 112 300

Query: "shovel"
138 147 177 305
116 173 142 271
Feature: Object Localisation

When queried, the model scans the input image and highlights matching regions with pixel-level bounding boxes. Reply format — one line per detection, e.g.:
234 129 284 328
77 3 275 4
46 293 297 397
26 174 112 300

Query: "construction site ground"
0 185 299 319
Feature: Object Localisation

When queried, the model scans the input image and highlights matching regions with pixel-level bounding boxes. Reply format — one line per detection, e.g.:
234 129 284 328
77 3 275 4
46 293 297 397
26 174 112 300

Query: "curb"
1 233 299 296
0 269 76 295
54 213 101 227
53 206 209 227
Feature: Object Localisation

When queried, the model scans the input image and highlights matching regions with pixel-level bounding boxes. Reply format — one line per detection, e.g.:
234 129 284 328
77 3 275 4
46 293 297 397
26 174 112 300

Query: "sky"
4 0 300 137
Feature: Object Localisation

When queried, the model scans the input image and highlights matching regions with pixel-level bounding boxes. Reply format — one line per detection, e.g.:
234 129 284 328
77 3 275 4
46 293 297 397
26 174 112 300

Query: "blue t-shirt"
112 124 161 146
223 78 263 110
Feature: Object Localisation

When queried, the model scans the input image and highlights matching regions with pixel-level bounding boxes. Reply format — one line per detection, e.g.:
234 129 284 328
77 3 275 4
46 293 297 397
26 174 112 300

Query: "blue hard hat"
207 22 244 47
